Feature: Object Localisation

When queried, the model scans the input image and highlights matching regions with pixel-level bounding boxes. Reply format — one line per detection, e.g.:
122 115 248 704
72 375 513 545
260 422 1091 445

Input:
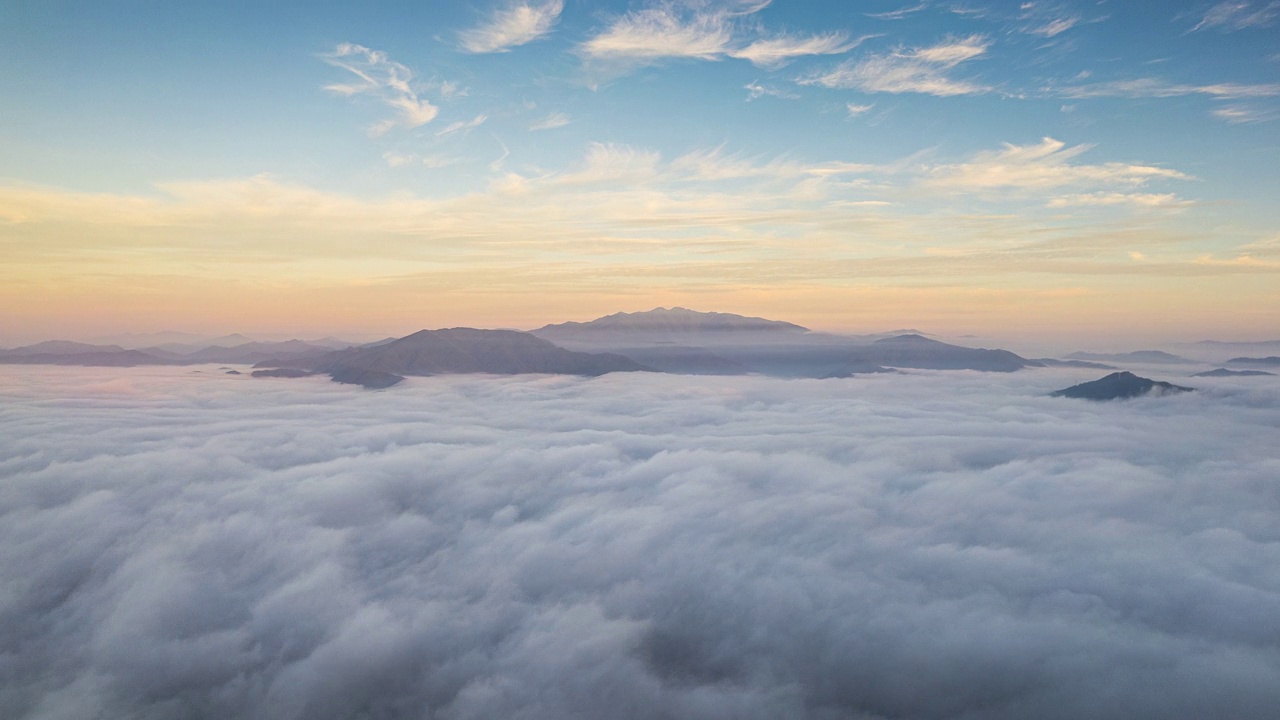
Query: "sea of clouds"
1 365 1278 720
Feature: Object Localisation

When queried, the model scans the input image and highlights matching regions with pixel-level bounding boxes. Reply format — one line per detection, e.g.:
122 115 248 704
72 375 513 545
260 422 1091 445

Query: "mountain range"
1226 356 1280 367
1192 368 1275 377
1065 350 1196 365
5 308 1273 389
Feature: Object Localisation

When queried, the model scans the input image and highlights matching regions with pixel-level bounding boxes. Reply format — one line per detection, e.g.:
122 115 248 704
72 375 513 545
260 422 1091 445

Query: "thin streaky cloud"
1026 16 1079 37
1192 1 1279 31
459 0 564 53
1212 105 1280 123
846 102 875 117
529 112 571 131
922 137 1191 192
866 2 930 20
1047 192 1191 209
1057 77 1280 99
436 114 488 137
729 32 876 69
800 35 991 96
745 81 799 100
321 43 439 135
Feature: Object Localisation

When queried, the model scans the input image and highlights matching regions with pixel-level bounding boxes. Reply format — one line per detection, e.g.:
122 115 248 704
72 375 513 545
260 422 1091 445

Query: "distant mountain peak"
873 334 940 345
1051 371 1194 400
537 308 809 334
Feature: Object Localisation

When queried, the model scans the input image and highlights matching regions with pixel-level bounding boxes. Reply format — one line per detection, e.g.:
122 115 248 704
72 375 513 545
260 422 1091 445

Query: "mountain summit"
536 307 809 335
1051 371 1194 400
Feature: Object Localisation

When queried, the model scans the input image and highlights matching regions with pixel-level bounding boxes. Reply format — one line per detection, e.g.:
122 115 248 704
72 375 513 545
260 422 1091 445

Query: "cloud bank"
2 366 1279 719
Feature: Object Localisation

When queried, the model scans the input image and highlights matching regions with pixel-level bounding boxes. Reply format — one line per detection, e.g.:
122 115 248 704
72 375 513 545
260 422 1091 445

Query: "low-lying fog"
2 366 1278 719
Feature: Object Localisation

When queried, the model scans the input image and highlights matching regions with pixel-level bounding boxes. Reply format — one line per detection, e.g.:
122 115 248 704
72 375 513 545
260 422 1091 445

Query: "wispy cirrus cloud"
1025 15 1079 37
846 102 875 117
1047 192 1192 209
744 81 799 100
1016 1 1082 37
322 43 439 136
435 114 488 137
729 33 872 69
799 35 991 96
1056 77 1280 99
580 1 855 72
459 0 564 53
383 152 459 169
922 137 1190 192
1212 104 1280 123
866 2 930 20
529 112 571 131
1192 1 1279 31
579 2 751 62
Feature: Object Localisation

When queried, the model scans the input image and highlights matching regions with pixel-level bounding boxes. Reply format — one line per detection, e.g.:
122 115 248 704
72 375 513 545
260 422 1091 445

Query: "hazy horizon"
4 303 1280 357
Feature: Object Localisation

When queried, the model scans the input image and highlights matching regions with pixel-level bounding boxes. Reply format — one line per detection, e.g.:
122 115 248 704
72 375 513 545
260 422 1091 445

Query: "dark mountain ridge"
1226 356 1280 367
535 314 1039 375
257 327 649 383
1192 368 1275 377
1051 371 1194 400
1066 350 1195 365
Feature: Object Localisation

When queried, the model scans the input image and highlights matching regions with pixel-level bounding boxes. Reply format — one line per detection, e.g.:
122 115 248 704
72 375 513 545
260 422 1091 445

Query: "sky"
1 0 1278 345
3 365 1279 718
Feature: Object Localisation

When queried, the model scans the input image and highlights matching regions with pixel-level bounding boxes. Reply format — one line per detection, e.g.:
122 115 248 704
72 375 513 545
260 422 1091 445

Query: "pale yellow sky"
2 141 1277 347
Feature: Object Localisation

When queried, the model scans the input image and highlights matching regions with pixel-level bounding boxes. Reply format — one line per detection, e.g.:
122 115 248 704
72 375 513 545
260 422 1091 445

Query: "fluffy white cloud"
800 35 991 96
459 0 564 53
2 366 1279 718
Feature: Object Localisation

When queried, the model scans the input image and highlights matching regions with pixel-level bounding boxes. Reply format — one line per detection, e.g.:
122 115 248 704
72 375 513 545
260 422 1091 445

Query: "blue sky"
1 1 1278 343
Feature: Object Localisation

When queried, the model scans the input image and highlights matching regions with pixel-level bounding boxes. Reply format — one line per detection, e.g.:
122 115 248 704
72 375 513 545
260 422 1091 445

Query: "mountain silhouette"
536 307 809 336
1051 371 1194 400
258 328 648 380
1226 356 1280 367
1066 350 1195 365
1192 368 1275 377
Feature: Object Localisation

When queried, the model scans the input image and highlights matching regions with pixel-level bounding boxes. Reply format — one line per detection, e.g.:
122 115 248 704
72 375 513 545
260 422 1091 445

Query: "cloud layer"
2 366 1279 719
